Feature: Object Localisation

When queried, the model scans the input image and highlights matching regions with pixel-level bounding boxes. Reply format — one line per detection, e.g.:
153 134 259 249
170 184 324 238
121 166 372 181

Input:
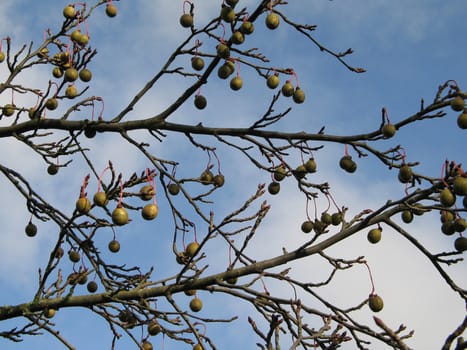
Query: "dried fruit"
268 181 280 195
68 249 81 263
25 221 37 237
200 170 214 184
273 166 287 181
168 183 180 195
339 155 357 173
141 340 153 350
47 164 59 175
194 94 207 109
454 236 467 252
87 281 98 293
213 174 225 187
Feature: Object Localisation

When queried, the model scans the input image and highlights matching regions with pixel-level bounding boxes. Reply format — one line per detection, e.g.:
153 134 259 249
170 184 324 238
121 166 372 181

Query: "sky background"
0 1 466 349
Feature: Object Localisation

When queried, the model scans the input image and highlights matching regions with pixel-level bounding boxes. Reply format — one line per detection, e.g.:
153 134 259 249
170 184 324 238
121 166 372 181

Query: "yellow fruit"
70 30 83 43
141 341 153 350
65 84 78 98
180 14 193 28
76 197 91 214
266 74 279 89
185 241 199 257
64 67 79 82
44 308 56 319
93 192 108 207
3 104 15 117
52 67 63 78
231 31 244 45
139 185 155 201
112 206 129 225
105 4 118 17
142 204 158 220
239 21 254 35
189 297 203 312
108 239 120 253
381 123 396 138
63 5 76 19
191 57 204 71
450 96 465 112
230 76 243 91
293 87 305 104
220 6 235 23
265 13 280 29
45 98 58 110
453 176 467 196
367 228 382 244
281 81 294 97
148 321 161 336
216 43 230 59
439 188 456 207
457 111 467 129
0 51 5 63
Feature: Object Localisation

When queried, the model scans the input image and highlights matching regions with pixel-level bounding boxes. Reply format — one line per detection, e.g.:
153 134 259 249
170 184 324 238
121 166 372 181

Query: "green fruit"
441 221 455 236
301 220 313 233
140 185 155 201
457 112 467 129
68 250 81 263
401 210 413 223
141 341 153 350
148 321 161 336
112 206 129 225
191 57 204 71
339 155 357 173
200 170 214 184
331 212 343 226
70 30 83 43
105 4 118 17
313 220 325 235
231 31 245 45
398 164 412 183
76 197 91 214
45 98 58 110
381 123 396 138
273 166 287 181
87 281 98 293
52 67 63 78
77 34 89 46
367 228 382 244
239 21 254 35
47 164 59 175
142 204 158 220
0 51 5 63
321 212 332 225
194 94 207 109
216 43 230 59
3 104 15 116
450 96 465 112
185 242 200 257
25 221 37 237
304 158 317 173
454 236 467 252
453 218 467 232
93 192 108 207
64 67 78 82
108 239 120 253
293 165 307 179
65 84 78 98
28 108 40 119
79 68 92 82
180 13 193 27
293 87 305 104
452 176 467 196
281 81 294 97
189 297 203 312
368 294 384 312
266 74 279 89
63 5 76 19
220 6 235 22
265 13 280 29
439 188 456 207
168 183 180 195
268 181 280 195
213 174 225 187
230 76 243 90
440 210 455 223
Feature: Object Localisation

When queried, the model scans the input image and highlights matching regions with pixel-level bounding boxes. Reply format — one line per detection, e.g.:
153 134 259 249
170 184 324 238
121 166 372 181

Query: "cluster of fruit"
301 211 343 235
268 158 317 195
450 95 467 129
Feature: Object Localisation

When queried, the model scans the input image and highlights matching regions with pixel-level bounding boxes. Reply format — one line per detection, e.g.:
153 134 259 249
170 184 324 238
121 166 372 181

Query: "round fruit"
293 165 307 179
65 84 78 98
301 220 313 233
273 166 287 181
331 212 343 226
25 221 37 237
381 123 396 138
218 64 232 79
140 185 155 201
367 228 382 244
189 297 203 312
108 239 120 253
47 164 59 175
44 308 56 319
52 67 63 78
368 294 384 312
93 192 108 207
293 87 305 104
321 212 332 225
240 21 254 35
220 6 235 23
304 158 317 173
180 14 193 28
266 74 279 89
230 76 243 91
213 174 225 187
453 176 467 196
453 218 467 233
411 203 424 216
454 236 467 252
3 104 15 117
185 241 200 257
70 30 83 43
339 155 357 173
142 204 158 220
118 310 134 323
87 281 98 293
268 181 280 195
200 170 214 184
193 343 204 350
0 51 5 63
265 13 280 29
184 289 196 296
79 68 92 82
55 247 64 259
77 34 89 46
450 96 465 112
76 197 91 214
63 5 76 19
216 43 230 59
141 341 153 350
194 94 207 109
105 4 118 17
148 321 161 336
224 274 238 285
37 47 49 58
77 273 87 285
28 108 40 119
64 67 78 82
398 164 412 183
281 81 294 97
441 221 455 236
68 250 81 263
313 220 325 235
168 183 180 195
457 112 467 129
231 31 245 45
401 210 413 223
191 57 204 71
440 210 455 223
439 188 456 207
45 98 58 110
112 206 129 225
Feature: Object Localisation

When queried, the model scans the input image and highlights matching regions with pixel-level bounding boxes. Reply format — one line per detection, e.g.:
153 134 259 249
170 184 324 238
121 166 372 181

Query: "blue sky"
0 1 466 349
